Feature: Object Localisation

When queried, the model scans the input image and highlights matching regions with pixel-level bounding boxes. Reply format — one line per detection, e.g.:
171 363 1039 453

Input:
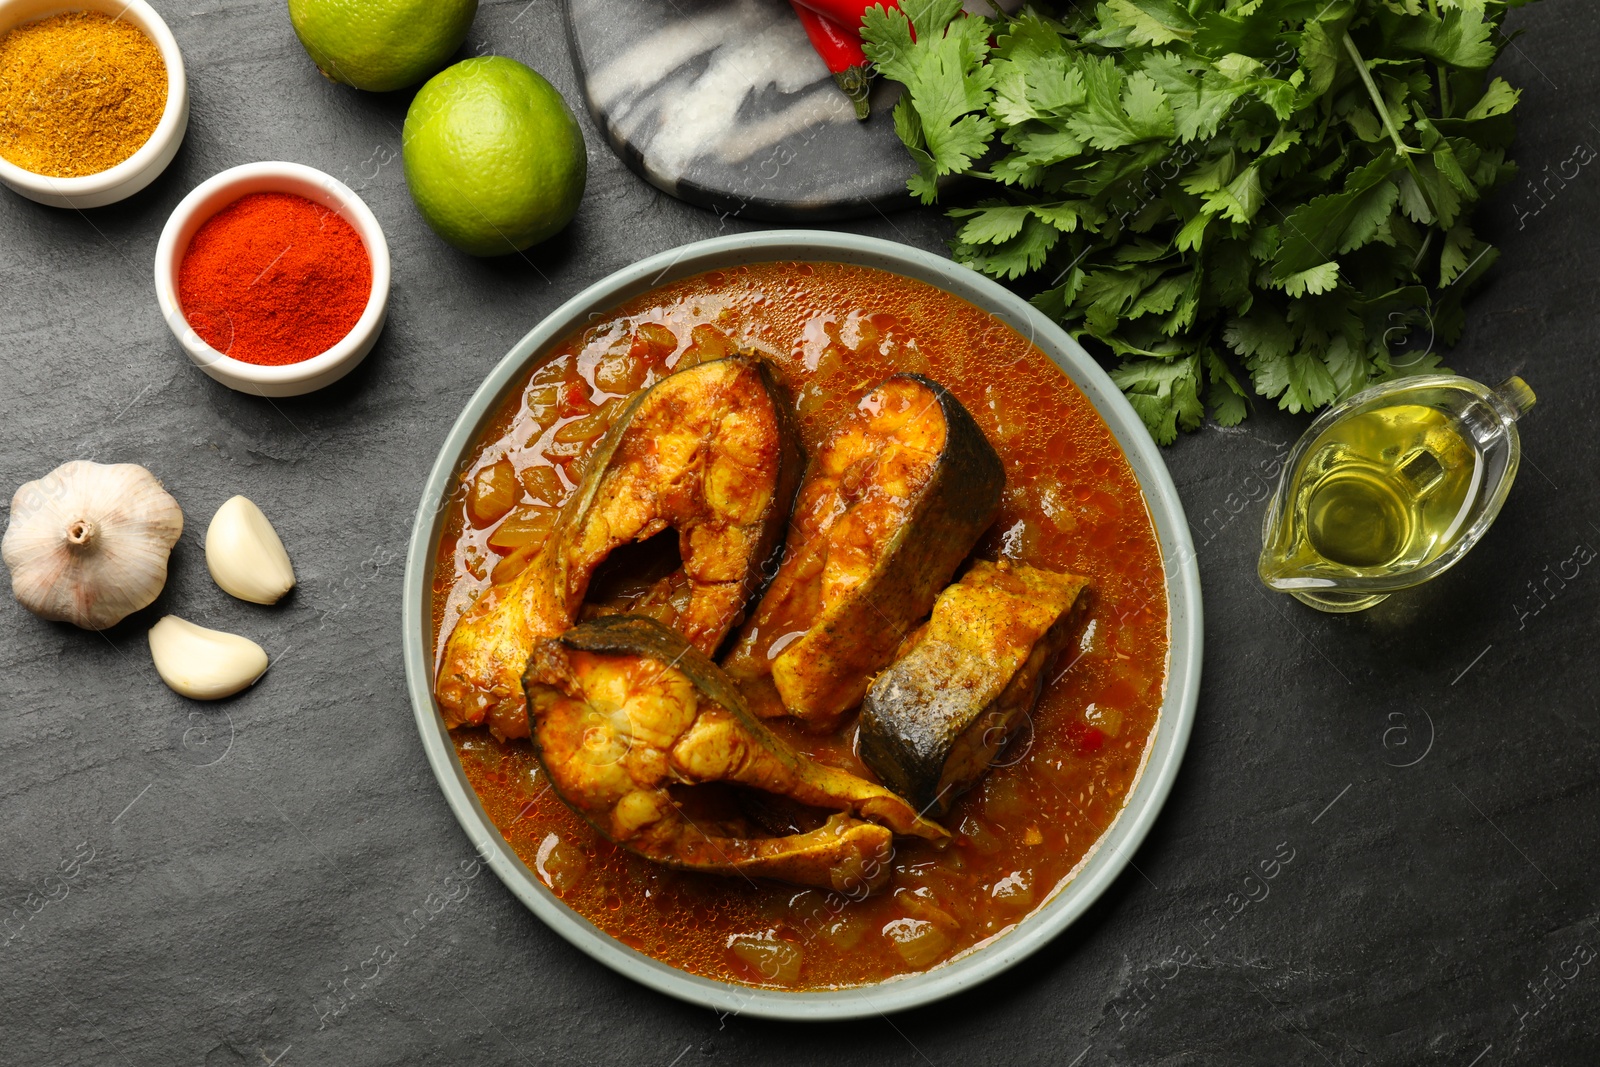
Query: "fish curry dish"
431 262 1168 989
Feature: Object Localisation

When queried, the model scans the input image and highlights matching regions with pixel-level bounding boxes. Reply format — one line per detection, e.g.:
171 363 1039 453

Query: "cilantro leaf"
1107 0 1199 47
1067 58 1175 149
1464 77 1520 120
1271 154 1400 277
1111 355 1205 444
1274 261 1342 297
950 203 1032 244
952 215 1061 280
1395 8 1498 69
863 1 996 200
1224 310 1295 365
1204 351 1249 426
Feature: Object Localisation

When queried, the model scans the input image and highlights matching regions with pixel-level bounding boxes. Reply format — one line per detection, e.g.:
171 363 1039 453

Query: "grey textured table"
2 1 1596 1064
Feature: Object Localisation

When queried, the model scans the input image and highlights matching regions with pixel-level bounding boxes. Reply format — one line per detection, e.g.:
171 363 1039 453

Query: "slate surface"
1 1 1597 1064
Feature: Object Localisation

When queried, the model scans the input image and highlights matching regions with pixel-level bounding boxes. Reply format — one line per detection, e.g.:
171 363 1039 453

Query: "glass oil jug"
1259 374 1535 613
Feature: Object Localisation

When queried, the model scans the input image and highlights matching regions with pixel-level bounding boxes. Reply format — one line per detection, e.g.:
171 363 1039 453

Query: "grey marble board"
563 0 918 220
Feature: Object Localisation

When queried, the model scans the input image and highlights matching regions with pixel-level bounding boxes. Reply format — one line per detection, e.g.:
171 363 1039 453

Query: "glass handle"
1398 449 1444 494
1493 376 1536 423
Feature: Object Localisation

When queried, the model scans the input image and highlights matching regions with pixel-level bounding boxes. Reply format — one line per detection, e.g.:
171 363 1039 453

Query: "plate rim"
401 230 1203 1021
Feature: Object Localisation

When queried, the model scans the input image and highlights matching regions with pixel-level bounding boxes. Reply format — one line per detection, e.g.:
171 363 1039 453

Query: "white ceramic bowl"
153 161 392 397
0 0 189 208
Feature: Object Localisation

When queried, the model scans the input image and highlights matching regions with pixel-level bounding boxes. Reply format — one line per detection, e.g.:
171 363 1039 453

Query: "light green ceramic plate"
402 231 1202 1020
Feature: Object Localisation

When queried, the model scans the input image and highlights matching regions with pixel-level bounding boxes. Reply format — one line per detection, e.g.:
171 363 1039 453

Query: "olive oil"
1259 375 1534 612
1294 404 1478 573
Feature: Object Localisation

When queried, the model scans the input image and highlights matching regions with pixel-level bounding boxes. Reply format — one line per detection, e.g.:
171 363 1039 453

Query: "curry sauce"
432 262 1168 989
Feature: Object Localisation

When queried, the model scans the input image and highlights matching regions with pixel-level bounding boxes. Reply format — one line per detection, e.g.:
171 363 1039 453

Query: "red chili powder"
178 191 372 366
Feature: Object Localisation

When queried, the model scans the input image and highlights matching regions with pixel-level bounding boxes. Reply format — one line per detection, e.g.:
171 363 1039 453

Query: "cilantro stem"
1410 230 1434 274
1424 0 1451 117
1341 31 1439 226
1341 32 1414 159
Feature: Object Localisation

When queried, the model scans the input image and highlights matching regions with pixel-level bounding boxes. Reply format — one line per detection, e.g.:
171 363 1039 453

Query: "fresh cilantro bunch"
862 0 1533 442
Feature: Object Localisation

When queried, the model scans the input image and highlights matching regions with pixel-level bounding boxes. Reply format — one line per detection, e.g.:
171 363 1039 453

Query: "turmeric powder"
0 11 167 178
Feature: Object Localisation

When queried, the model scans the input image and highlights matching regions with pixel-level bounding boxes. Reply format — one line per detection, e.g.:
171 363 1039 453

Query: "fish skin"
725 374 1004 733
860 560 1090 813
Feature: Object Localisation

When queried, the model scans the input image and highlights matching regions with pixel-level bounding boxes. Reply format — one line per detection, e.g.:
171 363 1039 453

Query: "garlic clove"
148 615 269 700
2 460 183 630
205 496 295 605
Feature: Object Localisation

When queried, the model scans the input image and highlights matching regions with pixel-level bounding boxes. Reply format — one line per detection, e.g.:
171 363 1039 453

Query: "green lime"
402 57 588 257
288 0 477 93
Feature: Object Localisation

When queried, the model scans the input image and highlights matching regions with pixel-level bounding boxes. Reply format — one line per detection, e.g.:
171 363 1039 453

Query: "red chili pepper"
1065 721 1106 756
793 0 901 32
559 379 592 417
789 1 874 121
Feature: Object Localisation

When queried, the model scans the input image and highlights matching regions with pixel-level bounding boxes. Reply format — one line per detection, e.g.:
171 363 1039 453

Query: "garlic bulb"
2 460 184 630
205 496 295 605
148 616 269 700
